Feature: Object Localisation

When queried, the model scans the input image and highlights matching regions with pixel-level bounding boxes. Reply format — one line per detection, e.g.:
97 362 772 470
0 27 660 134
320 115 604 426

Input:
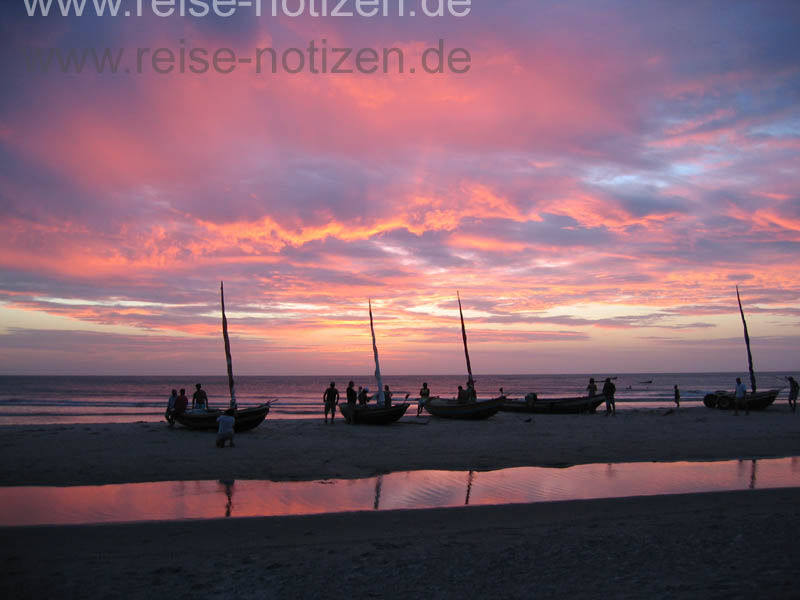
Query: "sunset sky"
0 1 798 375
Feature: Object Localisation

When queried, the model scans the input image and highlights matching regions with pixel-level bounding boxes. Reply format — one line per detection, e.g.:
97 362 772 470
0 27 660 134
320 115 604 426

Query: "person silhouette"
602 378 616 415
323 381 339 424
192 383 208 411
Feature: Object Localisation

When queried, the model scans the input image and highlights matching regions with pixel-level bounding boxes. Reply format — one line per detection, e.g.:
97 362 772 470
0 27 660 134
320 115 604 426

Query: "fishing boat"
704 286 779 411
174 404 271 431
424 292 503 420
499 394 604 414
424 396 505 420
703 389 779 411
342 300 408 425
339 402 410 425
174 282 271 431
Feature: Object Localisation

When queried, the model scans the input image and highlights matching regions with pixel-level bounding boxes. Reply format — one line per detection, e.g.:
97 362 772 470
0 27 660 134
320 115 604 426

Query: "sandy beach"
2 406 799 598
0 406 798 486
2 489 799 599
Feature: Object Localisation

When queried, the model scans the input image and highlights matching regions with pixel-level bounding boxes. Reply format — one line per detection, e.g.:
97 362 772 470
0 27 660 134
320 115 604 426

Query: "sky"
0 1 798 375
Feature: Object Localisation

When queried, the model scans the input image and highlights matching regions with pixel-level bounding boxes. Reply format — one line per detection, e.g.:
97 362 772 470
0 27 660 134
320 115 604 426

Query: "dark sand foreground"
1 407 799 486
2 489 799 599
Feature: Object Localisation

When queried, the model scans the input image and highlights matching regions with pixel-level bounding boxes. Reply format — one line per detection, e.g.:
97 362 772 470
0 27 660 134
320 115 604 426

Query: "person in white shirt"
216 408 236 447
734 377 749 416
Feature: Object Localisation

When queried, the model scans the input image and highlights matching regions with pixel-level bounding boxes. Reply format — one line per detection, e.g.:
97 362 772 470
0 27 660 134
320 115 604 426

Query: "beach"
2 406 799 598
1 406 798 486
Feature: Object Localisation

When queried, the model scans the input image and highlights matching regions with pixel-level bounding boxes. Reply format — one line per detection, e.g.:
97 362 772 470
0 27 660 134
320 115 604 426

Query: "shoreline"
2 406 798 487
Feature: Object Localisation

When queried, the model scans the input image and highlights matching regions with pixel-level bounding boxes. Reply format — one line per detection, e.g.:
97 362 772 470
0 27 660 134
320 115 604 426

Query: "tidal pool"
1 457 797 527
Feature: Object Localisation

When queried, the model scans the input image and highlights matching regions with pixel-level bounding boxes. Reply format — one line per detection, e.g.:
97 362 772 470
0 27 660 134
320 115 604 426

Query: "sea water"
0 372 790 425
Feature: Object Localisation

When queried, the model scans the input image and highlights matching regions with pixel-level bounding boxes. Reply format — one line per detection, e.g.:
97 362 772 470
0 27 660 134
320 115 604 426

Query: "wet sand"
0 406 798 486
2 488 799 599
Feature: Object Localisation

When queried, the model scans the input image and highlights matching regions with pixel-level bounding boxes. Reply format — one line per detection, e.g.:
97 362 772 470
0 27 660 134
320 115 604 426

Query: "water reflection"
219 480 234 518
373 475 383 511
1 457 798 527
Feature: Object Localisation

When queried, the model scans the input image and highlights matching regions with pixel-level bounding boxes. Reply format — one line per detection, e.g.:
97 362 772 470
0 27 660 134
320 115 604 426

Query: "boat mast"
736 286 757 393
457 291 474 385
221 281 237 410
369 299 385 405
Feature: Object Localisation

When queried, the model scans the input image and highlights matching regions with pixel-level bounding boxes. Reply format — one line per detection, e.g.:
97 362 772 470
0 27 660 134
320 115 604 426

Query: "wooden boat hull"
424 397 504 420
173 403 271 431
702 390 778 411
500 395 604 414
340 402 410 425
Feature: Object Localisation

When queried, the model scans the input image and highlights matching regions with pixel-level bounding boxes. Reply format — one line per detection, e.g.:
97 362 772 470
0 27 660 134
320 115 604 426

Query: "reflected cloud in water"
1 458 798 527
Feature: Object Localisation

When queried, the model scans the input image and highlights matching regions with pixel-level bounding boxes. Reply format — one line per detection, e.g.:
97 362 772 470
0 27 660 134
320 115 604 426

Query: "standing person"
346 381 357 406
344 381 358 424
587 378 598 397
165 388 178 426
358 386 369 405
175 388 188 415
192 383 208 411
418 382 431 416
602 377 616 416
788 376 798 412
674 385 681 409
734 377 749 416
323 382 339 424
216 408 236 448
383 385 392 408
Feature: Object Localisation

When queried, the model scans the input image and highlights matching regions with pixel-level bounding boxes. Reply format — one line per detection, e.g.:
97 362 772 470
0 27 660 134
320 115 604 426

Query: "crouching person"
216 408 236 448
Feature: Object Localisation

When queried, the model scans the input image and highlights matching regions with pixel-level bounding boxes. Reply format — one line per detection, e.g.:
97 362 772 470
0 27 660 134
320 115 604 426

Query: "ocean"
0 372 791 425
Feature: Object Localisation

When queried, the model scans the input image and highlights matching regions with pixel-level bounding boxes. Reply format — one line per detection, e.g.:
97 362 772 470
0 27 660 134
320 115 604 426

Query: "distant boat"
638 380 653 384
424 292 503 420
499 394 604 414
704 286 778 411
174 282 271 431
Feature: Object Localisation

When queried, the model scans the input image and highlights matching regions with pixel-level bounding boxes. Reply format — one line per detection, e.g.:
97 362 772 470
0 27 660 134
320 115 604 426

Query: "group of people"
455 380 478 404
586 377 619 415
323 380 397 424
323 380 444 422
164 383 210 425
164 383 235 447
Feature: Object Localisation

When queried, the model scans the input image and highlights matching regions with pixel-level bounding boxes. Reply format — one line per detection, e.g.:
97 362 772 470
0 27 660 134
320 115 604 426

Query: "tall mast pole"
457 291 474 385
221 281 237 410
736 286 757 393
369 300 385 405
